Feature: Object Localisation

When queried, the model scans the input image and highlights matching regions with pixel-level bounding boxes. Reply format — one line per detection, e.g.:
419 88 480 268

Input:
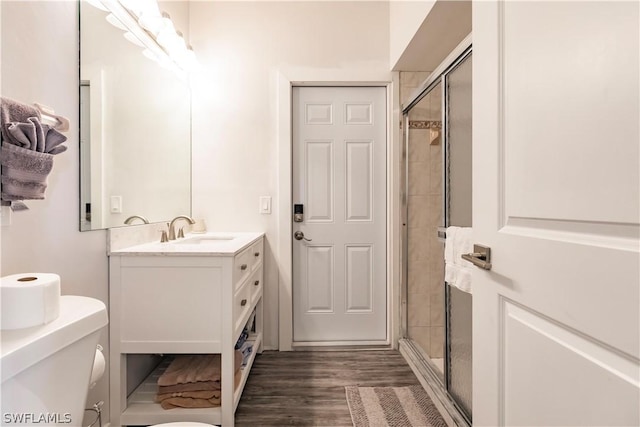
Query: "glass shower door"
444 52 473 421
401 45 473 427
405 81 446 381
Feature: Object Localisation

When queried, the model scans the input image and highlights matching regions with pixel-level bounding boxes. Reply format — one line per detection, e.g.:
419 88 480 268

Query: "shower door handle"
461 244 492 270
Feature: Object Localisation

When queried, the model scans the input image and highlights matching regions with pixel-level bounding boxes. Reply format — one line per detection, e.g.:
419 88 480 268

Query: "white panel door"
473 2 639 426
292 86 387 343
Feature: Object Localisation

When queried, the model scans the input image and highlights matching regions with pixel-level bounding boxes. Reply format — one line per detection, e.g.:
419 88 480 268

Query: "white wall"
390 0 435 69
189 1 391 349
0 0 110 422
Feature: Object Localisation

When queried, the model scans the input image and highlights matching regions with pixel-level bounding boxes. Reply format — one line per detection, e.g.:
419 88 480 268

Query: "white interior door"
473 2 639 426
292 86 387 343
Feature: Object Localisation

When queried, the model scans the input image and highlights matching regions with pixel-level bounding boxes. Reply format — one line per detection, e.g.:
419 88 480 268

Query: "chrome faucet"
124 215 150 225
168 215 195 240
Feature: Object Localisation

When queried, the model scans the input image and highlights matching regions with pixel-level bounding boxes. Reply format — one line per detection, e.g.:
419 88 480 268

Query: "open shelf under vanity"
109 233 265 427
121 333 263 426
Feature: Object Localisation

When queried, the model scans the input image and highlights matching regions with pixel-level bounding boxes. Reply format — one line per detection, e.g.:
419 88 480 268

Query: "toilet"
153 424 214 426
0 295 214 427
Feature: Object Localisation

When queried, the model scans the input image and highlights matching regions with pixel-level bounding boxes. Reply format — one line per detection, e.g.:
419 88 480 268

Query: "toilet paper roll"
89 346 105 388
1 273 61 330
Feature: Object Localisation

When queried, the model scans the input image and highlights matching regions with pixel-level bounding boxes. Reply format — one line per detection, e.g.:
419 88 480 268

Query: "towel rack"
34 102 69 131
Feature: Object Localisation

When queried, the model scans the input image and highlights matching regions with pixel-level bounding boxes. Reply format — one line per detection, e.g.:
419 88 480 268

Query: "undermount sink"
173 235 236 244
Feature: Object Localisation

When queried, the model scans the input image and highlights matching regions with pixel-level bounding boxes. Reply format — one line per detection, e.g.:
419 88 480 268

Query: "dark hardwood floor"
235 350 421 426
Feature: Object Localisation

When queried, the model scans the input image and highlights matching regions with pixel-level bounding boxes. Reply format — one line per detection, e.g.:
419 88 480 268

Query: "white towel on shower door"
444 226 473 293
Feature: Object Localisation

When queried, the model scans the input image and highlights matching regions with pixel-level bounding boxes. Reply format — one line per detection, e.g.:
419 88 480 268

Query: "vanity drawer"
233 247 252 289
233 280 251 335
249 266 263 305
250 238 264 270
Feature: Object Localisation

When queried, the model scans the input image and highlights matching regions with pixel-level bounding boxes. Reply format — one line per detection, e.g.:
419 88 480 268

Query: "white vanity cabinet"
108 233 264 427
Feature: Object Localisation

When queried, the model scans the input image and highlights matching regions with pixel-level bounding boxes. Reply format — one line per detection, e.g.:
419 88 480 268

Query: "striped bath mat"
345 385 447 427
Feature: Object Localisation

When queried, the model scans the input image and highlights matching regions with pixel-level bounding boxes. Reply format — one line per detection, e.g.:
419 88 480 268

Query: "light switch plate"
110 196 122 214
259 196 272 214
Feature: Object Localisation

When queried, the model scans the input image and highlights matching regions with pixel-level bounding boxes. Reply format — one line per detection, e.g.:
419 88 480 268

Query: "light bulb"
155 28 173 48
138 10 163 34
160 12 175 35
138 0 160 18
105 14 127 31
157 29 184 57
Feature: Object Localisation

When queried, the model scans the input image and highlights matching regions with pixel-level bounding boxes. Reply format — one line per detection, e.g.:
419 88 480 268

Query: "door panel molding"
499 1 640 228
500 297 640 426
305 103 333 125
502 217 639 252
345 140 374 222
305 139 335 223
305 245 335 313
345 103 373 125
345 244 374 312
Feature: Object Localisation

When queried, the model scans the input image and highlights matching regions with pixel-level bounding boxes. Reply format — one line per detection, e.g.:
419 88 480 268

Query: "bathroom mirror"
79 0 191 231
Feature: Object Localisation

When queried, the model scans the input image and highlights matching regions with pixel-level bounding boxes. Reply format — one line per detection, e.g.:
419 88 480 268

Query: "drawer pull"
254 252 260 257
254 280 260 286
240 299 248 306
240 264 248 271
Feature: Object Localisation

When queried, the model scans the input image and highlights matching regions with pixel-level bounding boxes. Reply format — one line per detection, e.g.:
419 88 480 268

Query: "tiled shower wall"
401 72 445 360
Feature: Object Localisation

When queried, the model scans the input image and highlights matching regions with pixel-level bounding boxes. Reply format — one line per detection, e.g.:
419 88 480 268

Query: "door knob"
461 244 492 270
294 231 312 242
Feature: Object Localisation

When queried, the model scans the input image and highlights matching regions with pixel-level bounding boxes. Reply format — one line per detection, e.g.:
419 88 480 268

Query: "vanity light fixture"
87 0 199 75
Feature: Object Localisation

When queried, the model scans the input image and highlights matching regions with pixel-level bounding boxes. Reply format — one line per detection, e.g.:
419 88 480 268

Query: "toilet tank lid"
152 424 216 427
1 296 107 383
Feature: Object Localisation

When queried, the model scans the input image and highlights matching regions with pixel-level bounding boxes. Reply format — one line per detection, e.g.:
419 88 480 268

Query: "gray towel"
43 127 67 154
1 97 67 154
0 97 41 143
1 142 53 201
0 98 65 205
3 118 67 153
3 118 44 150
3 122 34 148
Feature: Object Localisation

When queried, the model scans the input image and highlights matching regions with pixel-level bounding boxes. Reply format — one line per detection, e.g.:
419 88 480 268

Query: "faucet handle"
178 227 185 238
160 230 169 243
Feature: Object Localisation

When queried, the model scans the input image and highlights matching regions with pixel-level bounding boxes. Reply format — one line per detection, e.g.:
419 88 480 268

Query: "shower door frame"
400 35 472 427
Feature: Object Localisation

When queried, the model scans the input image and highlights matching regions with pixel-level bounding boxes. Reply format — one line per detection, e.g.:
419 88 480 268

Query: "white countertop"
109 232 264 256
